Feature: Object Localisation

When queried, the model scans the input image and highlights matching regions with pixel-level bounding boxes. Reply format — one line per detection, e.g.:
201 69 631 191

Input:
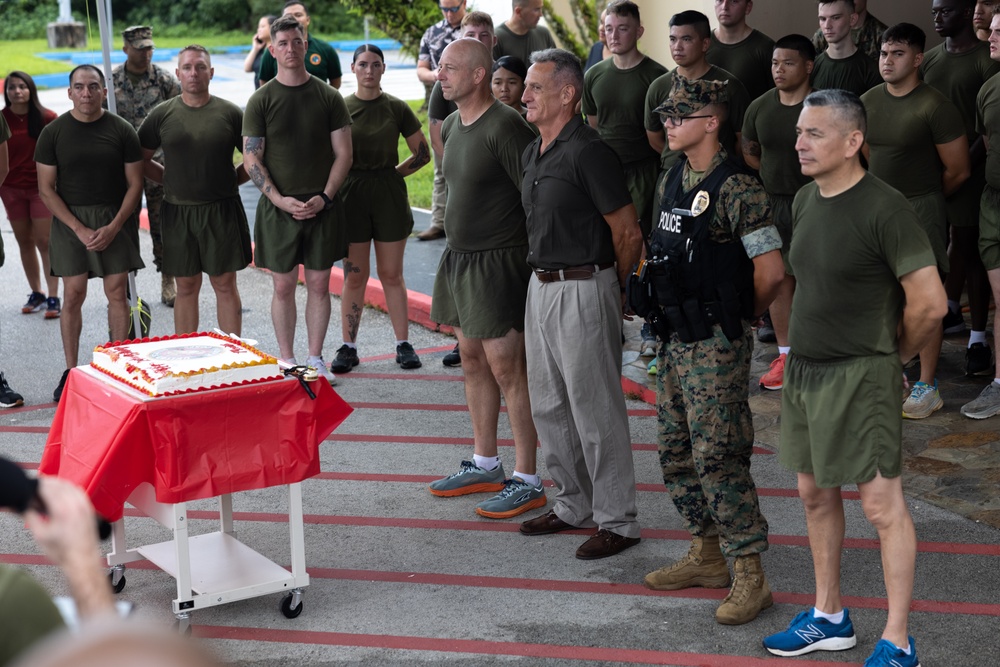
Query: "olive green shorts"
252 194 348 273
908 191 949 274
770 193 793 273
979 185 1000 271
430 244 530 339
50 204 144 278
161 197 252 277
624 156 659 239
342 169 414 244
779 352 903 488
947 163 986 229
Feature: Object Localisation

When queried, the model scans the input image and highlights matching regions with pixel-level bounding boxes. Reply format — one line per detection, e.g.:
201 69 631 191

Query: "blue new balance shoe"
863 637 920 667
762 608 857 656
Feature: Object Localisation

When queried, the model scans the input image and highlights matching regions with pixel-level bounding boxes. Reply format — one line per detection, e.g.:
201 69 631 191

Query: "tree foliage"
543 0 601 62
342 0 441 58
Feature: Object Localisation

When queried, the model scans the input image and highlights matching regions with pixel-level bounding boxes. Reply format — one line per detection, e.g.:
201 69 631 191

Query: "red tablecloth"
40 367 352 521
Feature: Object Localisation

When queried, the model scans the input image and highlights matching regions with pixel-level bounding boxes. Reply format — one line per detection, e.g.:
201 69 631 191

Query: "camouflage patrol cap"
122 26 154 49
654 75 728 119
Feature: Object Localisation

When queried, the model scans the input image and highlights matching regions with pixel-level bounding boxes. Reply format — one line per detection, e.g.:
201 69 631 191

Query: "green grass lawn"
398 100 434 210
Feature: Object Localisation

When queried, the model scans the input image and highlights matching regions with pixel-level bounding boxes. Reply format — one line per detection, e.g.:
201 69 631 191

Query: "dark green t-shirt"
35 111 142 206
441 100 535 252
811 49 881 97
0 566 66 665
789 173 936 359
706 29 776 102
259 36 342 84
977 73 1000 188
921 41 1000 142
492 23 557 65
346 92 422 171
243 75 352 196
862 83 965 198
138 96 243 205
644 66 750 172
742 89 810 196
583 55 668 165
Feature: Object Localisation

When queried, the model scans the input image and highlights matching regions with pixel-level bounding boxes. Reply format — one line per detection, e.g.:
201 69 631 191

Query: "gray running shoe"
961 382 1000 420
428 460 505 497
475 477 546 519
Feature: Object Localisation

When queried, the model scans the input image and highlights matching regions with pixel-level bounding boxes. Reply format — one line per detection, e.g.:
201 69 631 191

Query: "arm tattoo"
744 140 762 158
248 163 271 194
412 140 430 169
246 136 264 155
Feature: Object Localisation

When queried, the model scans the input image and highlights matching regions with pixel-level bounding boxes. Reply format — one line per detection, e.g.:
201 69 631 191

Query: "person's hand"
621 292 634 321
294 195 326 220
23 476 99 567
273 195 311 218
85 224 119 252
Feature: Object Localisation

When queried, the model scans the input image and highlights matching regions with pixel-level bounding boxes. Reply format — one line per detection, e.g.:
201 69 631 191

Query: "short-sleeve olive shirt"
922 41 1000 142
243 75 352 196
584 56 668 165
742 90 810 197
978 73 1000 188
492 23 557 65
811 49 881 97
345 92 422 171
706 29 776 102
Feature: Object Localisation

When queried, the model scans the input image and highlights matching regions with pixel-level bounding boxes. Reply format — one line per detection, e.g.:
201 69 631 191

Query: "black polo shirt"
521 115 632 269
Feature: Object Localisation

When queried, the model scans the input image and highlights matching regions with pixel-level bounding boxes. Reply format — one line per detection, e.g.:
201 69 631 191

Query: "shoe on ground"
639 322 657 357
647 357 657 375
966 342 993 376
715 554 773 625
0 373 24 408
21 291 46 314
442 343 461 367
902 381 943 420
863 636 920 667
762 607 857 656
575 528 640 560
428 460 505 497
416 226 446 241
961 381 1000 419
330 345 359 374
644 534 731 591
44 297 61 319
306 356 336 385
475 476 546 519
396 342 422 369
759 353 786 391
943 307 967 335
756 311 776 343
53 369 70 403
520 509 576 535
161 274 176 307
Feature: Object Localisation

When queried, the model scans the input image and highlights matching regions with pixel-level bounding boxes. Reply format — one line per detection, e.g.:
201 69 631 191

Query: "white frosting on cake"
91 332 281 396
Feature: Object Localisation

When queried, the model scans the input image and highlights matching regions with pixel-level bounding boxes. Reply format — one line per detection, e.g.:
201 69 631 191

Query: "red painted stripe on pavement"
347 372 464 381
0 403 55 415
622 376 657 404
0 426 49 433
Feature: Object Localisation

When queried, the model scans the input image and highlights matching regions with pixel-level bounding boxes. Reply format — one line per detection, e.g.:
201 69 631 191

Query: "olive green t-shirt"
862 83 965 198
742 89 810 196
345 92 422 171
978 73 1000 188
259 37 342 84
35 111 142 206
441 100 535 252
0 565 66 666
789 173 936 359
243 75 352 196
492 23 557 65
811 49 881 97
583 55 668 165
921 41 1000 142
644 66 750 172
706 29 776 102
138 96 243 205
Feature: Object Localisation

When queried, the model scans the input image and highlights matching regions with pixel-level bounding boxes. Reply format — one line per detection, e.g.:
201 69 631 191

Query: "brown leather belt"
533 262 615 283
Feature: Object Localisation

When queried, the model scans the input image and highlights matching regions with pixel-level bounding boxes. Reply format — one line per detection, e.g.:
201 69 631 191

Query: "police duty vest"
647 157 754 342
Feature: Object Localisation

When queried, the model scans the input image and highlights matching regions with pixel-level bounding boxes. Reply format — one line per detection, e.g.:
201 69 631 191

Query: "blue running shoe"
863 637 920 667
428 460 505 497
475 476 546 519
762 608 857 657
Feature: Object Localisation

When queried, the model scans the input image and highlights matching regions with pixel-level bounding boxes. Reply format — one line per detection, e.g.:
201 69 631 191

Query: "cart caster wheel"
108 572 126 594
172 620 192 636
280 593 303 618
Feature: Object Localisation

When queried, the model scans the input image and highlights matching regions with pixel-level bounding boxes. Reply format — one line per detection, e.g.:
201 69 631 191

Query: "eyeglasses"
439 3 464 12
663 115 713 127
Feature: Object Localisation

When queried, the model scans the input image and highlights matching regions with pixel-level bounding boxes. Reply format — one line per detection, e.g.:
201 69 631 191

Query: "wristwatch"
319 192 334 210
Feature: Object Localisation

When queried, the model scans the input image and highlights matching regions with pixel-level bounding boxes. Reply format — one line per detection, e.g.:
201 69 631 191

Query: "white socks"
970 331 987 347
812 607 844 624
473 455 500 470
513 472 541 487
778 346 790 356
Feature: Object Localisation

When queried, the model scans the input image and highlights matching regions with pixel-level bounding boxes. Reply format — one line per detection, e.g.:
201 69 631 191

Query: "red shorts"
0 185 51 221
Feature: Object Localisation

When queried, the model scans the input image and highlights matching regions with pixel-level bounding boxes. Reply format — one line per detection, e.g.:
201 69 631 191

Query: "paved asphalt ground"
1 49 999 667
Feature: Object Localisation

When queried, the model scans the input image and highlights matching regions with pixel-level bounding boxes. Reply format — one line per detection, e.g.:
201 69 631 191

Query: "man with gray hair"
762 89 945 665
517 48 643 559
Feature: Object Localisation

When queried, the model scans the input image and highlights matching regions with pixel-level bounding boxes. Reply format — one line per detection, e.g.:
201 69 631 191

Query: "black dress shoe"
575 529 640 560
519 510 575 535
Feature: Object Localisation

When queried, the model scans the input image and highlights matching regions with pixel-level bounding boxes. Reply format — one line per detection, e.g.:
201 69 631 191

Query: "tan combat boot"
644 535 731 591
715 553 773 625
161 274 176 308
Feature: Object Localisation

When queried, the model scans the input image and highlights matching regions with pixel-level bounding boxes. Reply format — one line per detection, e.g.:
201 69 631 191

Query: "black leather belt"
533 262 615 283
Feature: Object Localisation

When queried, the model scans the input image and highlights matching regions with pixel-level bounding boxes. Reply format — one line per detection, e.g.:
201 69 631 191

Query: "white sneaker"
306 356 336 385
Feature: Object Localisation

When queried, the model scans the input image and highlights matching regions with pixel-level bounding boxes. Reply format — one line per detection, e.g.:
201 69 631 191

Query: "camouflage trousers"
144 179 164 273
655 322 769 557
